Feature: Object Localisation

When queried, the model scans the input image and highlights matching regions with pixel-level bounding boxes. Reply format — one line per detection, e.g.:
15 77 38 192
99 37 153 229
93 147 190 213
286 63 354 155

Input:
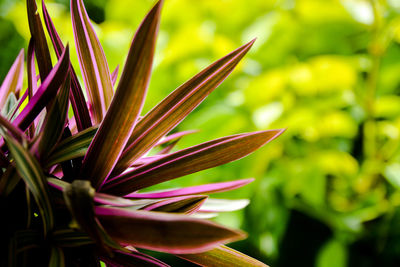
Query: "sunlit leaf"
125 178 254 199
0 49 24 108
178 245 268 267
95 206 245 254
80 0 162 189
104 130 284 195
113 40 255 175
71 0 114 123
42 1 92 131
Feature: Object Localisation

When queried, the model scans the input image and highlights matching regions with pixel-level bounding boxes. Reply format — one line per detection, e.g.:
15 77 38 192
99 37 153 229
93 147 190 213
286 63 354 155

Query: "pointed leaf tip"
80 0 162 189
96 206 246 254
104 129 283 195
114 40 256 175
71 0 113 123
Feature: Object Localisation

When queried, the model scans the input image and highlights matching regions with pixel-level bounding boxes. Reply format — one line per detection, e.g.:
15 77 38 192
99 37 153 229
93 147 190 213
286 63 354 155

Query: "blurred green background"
2 0 400 266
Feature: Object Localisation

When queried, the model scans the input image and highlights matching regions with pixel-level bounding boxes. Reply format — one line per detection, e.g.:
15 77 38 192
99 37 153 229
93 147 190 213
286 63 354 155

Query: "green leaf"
45 126 97 167
316 239 347 267
48 247 65 267
37 74 70 160
0 165 20 197
3 133 54 234
178 245 268 267
52 229 93 247
80 0 162 189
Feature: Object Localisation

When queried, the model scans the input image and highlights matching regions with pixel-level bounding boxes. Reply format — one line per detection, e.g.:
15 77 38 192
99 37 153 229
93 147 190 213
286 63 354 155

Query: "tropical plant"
0 0 284 266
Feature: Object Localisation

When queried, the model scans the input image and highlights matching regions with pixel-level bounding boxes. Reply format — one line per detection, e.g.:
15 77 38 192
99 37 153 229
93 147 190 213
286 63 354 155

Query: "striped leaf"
125 178 254 199
26 0 52 82
103 130 284 195
42 1 92 131
113 40 255 175
178 245 268 267
71 0 114 123
100 250 170 267
48 247 65 267
95 206 245 254
0 49 24 108
80 0 162 189
142 195 208 214
3 133 54 234
36 74 70 160
13 45 70 132
45 126 97 168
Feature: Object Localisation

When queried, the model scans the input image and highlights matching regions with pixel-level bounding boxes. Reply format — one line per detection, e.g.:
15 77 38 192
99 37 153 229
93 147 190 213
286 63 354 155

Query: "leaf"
45 126 97 167
142 195 208 214
125 178 254 198
0 49 24 108
12 45 70 132
2 93 18 118
3 133 54 234
48 247 65 267
95 206 246 254
80 0 163 189
178 245 268 267
71 0 114 123
0 114 26 143
198 199 250 212
27 39 37 138
52 229 93 247
111 65 119 86
27 0 52 81
42 1 92 131
103 130 284 195
154 130 198 147
100 250 170 267
0 165 19 197
36 74 70 160
113 40 255 175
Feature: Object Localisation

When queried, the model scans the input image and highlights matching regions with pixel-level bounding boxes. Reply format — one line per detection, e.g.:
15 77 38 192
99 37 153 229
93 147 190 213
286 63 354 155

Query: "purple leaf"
100 250 170 267
26 0 52 82
27 39 36 138
12 45 70 132
111 65 119 86
178 245 268 267
125 178 253 199
155 130 198 147
95 206 246 254
36 73 70 160
71 0 114 123
113 40 255 175
80 0 162 189
0 49 24 109
42 0 92 131
103 130 284 195
142 195 208 214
